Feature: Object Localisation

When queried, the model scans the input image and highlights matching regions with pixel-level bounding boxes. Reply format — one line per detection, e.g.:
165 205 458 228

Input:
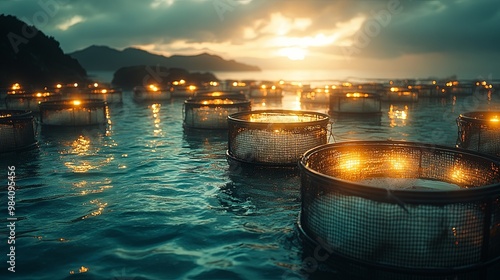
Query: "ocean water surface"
2 88 500 279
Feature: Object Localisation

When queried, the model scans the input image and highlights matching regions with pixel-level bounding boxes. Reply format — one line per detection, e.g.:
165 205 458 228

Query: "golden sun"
279 47 307 60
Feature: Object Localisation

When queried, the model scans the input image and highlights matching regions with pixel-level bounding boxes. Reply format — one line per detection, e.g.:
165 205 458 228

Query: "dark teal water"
2 91 500 279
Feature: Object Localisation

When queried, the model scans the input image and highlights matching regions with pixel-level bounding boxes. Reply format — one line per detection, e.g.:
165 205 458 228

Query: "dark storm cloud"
344 0 500 58
1 0 499 62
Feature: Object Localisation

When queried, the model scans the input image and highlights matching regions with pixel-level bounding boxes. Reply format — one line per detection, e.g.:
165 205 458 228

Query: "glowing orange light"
346 92 369 98
11 83 21 90
56 84 62 89
148 84 159 92
73 83 78 87
73 100 81 106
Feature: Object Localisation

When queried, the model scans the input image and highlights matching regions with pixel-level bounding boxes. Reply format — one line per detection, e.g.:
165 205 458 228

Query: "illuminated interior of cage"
183 96 251 129
457 111 500 157
298 141 500 273
227 109 329 166
39 99 108 126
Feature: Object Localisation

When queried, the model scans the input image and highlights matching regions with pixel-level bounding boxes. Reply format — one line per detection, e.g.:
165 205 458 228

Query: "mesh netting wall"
0 110 37 153
330 93 381 114
183 98 251 129
5 93 61 112
39 99 107 126
227 110 329 166
299 141 500 272
457 111 500 157
193 91 247 100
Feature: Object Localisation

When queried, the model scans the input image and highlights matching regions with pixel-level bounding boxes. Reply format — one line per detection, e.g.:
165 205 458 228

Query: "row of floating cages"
412 84 446 98
133 85 172 102
4 91 62 112
300 86 332 104
279 80 309 94
183 91 251 130
0 110 37 153
380 87 419 102
39 99 108 126
248 82 283 98
84 83 123 104
223 80 252 95
170 80 198 98
298 140 500 273
457 111 500 157
227 109 330 166
330 92 382 115
443 82 475 96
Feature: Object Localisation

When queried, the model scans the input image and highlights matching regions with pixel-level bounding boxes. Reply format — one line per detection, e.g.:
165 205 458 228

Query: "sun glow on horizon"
279 47 307 60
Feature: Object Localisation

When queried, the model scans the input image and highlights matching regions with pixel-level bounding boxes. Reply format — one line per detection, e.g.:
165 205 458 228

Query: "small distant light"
93 83 99 88
73 100 81 106
56 84 62 89
74 83 78 87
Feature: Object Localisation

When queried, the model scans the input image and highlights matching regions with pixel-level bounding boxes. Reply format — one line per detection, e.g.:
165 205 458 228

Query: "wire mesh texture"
4 92 62 112
39 99 108 126
227 110 330 166
299 141 500 273
0 110 37 153
457 111 500 157
183 95 251 130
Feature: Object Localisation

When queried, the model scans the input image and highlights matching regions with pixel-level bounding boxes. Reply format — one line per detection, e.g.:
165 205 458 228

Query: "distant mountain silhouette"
69 45 261 72
0 14 88 89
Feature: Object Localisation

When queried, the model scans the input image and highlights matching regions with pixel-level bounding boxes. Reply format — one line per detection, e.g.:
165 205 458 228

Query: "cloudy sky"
2 0 500 80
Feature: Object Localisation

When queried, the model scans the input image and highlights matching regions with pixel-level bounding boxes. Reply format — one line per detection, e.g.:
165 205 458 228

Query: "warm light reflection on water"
151 103 162 135
388 104 409 127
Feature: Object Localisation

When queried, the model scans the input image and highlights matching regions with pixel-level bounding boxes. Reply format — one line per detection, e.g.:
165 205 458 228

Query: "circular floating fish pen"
330 92 381 115
298 141 500 273
227 110 329 166
88 88 123 104
300 88 331 104
133 85 172 102
4 92 61 112
249 84 283 98
382 87 419 102
193 90 247 100
0 110 37 153
39 99 108 126
183 96 251 130
457 111 500 157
